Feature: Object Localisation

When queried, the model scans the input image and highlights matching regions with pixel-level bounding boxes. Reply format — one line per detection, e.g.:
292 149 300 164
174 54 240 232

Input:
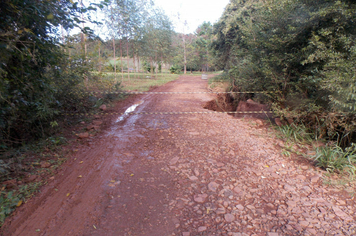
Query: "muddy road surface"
3 76 356 236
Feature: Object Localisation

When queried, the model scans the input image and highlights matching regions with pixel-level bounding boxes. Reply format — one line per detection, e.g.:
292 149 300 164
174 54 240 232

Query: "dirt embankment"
2 75 355 236
203 94 235 113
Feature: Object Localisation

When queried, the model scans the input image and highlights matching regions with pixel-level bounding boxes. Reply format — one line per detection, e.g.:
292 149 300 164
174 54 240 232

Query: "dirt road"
3 76 356 235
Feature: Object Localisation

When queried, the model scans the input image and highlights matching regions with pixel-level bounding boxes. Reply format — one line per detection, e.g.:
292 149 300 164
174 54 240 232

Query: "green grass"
88 72 179 92
276 124 313 144
313 144 356 176
275 123 356 179
186 71 222 75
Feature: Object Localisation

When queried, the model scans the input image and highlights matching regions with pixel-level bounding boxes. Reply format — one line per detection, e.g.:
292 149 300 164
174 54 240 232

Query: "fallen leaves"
108 180 121 187
17 200 23 207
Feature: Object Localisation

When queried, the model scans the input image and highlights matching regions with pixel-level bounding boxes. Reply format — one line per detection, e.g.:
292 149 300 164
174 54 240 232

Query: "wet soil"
2 75 356 236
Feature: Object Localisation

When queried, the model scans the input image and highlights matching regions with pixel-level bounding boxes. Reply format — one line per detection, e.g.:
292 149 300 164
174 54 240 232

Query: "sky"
73 0 230 38
154 0 230 33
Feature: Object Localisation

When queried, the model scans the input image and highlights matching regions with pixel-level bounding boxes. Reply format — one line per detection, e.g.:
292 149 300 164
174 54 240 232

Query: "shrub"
314 144 356 174
169 65 181 74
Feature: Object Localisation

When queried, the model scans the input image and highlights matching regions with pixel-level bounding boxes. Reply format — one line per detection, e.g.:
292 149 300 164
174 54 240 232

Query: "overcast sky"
154 0 230 33
76 0 230 38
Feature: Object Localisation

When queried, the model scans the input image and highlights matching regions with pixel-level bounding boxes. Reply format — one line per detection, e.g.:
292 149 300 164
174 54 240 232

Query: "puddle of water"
116 100 144 123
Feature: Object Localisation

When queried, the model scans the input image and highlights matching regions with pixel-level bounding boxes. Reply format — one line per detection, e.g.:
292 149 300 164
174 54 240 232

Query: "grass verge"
87 72 179 92
275 123 356 180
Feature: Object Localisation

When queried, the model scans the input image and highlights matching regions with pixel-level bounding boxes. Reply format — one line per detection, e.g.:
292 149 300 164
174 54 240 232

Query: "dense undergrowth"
210 0 356 175
209 75 356 179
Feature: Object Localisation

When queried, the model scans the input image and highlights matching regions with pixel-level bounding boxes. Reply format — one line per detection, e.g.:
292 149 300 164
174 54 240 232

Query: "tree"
0 0 107 145
195 22 214 72
211 0 356 145
106 0 153 80
139 8 174 75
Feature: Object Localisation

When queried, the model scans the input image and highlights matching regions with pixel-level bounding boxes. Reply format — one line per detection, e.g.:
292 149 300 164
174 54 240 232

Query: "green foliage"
0 0 110 148
106 0 174 73
47 136 67 146
0 191 20 224
97 73 178 91
212 0 356 146
277 124 313 144
143 61 155 73
0 0 103 147
314 144 356 175
169 65 182 74
106 58 127 72
0 182 42 225
169 22 216 73
0 160 10 177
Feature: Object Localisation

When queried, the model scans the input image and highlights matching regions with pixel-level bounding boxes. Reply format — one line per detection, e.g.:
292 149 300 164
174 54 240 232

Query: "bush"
169 65 181 74
314 144 356 175
211 0 356 148
0 0 104 149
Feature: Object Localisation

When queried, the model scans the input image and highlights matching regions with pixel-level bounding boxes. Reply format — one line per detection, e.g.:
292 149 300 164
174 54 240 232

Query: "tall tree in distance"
108 0 153 80
138 7 174 76
195 22 213 72
105 1 119 82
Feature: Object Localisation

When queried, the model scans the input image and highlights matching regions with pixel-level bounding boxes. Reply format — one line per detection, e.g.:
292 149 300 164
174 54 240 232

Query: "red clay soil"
2 76 356 236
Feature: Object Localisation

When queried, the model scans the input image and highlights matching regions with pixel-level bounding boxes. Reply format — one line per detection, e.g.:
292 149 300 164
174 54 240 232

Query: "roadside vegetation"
0 0 181 225
209 0 356 177
1 0 356 226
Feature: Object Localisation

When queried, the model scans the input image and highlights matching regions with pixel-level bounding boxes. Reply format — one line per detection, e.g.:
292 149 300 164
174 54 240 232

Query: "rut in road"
3 75 355 236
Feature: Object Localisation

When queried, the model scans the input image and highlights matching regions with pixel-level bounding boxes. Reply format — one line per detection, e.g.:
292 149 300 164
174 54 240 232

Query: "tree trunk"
150 57 153 77
127 39 130 80
155 51 157 76
133 52 136 79
120 40 123 83
81 0 86 59
98 43 102 73
183 34 187 74
138 56 140 78
206 48 209 72
112 37 116 82
61 25 66 53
